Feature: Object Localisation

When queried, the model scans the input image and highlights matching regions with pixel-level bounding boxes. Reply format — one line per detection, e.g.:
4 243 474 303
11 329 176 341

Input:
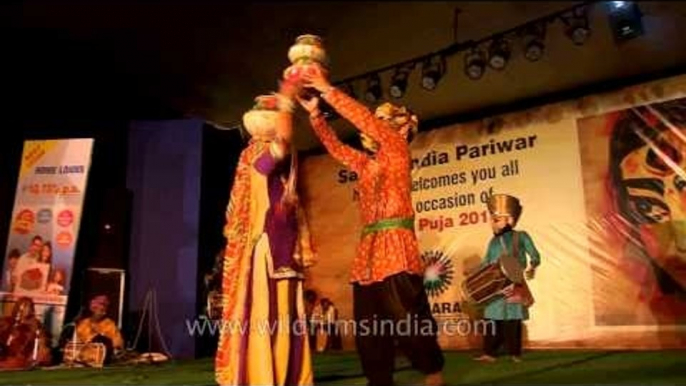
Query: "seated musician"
474 194 541 363
73 295 124 365
0 297 52 369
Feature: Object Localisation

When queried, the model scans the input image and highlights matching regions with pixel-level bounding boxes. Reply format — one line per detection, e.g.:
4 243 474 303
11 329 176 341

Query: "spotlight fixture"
525 39 544 62
364 73 382 103
389 65 413 99
487 37 511 70
611 1 628 10
464 48 486 80
420 55 446 91
561 6 591 46
521 22 546 62
606 1 643 42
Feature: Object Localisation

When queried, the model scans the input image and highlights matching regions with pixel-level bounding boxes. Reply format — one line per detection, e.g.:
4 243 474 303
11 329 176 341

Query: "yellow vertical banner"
1 138 94 346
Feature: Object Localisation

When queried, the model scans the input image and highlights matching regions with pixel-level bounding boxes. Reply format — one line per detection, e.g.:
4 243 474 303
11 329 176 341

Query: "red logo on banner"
56 231 73 248
57 210 74 227
12 209 35 235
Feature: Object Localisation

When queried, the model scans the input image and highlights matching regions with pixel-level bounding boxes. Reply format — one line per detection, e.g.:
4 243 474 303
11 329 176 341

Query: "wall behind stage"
300 74 686 350
127 119 203 358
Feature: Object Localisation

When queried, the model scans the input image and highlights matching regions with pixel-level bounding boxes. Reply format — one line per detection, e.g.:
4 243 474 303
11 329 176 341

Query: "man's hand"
297 95 320 115
279 79 299 100
501 284 515 297
299 63 332 93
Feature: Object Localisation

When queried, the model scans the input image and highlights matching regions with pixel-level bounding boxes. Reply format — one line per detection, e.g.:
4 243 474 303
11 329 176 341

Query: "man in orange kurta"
296 64 445 386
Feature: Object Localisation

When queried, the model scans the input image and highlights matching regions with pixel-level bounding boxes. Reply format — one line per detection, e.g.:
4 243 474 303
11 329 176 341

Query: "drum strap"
498 231 519 259
498 232 534 306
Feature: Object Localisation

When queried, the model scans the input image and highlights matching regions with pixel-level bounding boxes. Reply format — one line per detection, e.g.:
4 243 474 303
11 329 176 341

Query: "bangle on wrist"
320 86 335 98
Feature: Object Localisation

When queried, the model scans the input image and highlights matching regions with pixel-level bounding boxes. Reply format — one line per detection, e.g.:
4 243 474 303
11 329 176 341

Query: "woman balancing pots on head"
214 54 317 385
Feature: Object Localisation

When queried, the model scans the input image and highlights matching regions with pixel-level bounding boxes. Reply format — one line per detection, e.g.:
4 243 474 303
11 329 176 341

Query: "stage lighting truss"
389 64 415 99
321 2 603 106
464 47 487 80
487 37 511 71
520 22 547 62
420 55 446 91
560 6 591 46
364 73 383 103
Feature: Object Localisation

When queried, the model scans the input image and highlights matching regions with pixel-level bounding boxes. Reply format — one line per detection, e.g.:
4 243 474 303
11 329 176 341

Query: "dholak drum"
461 252 524 305
64 341 106 368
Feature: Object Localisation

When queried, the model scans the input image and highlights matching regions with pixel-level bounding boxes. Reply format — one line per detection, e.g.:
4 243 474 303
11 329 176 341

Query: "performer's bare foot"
424 371 445 386
473 354 497 362
511 356 522 363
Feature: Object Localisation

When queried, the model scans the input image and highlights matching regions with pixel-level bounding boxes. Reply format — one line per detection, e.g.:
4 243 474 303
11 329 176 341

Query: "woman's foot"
473 354 497 363
511 356 522 363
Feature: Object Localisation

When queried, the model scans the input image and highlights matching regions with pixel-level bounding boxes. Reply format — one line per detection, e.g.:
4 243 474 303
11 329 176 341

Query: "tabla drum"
461 262 510 305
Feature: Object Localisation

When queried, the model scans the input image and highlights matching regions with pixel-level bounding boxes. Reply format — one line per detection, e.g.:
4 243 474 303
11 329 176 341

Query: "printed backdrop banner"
1 138 94 344
300 91 686 349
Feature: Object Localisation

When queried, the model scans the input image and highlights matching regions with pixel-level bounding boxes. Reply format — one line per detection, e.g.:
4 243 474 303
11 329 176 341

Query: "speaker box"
82 267 125 328
92 188 132 269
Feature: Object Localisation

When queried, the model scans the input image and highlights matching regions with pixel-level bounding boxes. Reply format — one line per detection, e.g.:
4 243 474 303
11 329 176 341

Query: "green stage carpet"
1 351 685 385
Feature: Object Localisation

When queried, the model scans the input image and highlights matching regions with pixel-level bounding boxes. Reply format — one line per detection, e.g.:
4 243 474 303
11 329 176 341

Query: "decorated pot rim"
295 34 323 46
292 57 330 67
251 94 280 111
242 110 279 139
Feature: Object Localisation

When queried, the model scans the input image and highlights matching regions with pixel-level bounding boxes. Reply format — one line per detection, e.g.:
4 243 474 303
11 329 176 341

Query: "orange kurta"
75 317 124 350
311 88 424 285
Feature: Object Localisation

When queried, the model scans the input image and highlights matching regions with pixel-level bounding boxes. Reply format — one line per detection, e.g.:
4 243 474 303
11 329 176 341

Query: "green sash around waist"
361 217 414 237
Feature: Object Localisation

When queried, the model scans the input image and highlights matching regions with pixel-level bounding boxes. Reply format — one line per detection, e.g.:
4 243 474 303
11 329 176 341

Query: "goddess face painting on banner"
579 97 686 326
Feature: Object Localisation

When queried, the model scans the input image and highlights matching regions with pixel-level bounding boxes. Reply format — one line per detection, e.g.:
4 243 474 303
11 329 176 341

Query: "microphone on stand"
4 308 23 348
61 305 86 367
30 329 41 368
72 306 86 341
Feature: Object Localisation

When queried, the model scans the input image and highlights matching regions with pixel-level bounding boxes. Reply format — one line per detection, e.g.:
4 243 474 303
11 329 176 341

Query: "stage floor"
1 350 685 385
